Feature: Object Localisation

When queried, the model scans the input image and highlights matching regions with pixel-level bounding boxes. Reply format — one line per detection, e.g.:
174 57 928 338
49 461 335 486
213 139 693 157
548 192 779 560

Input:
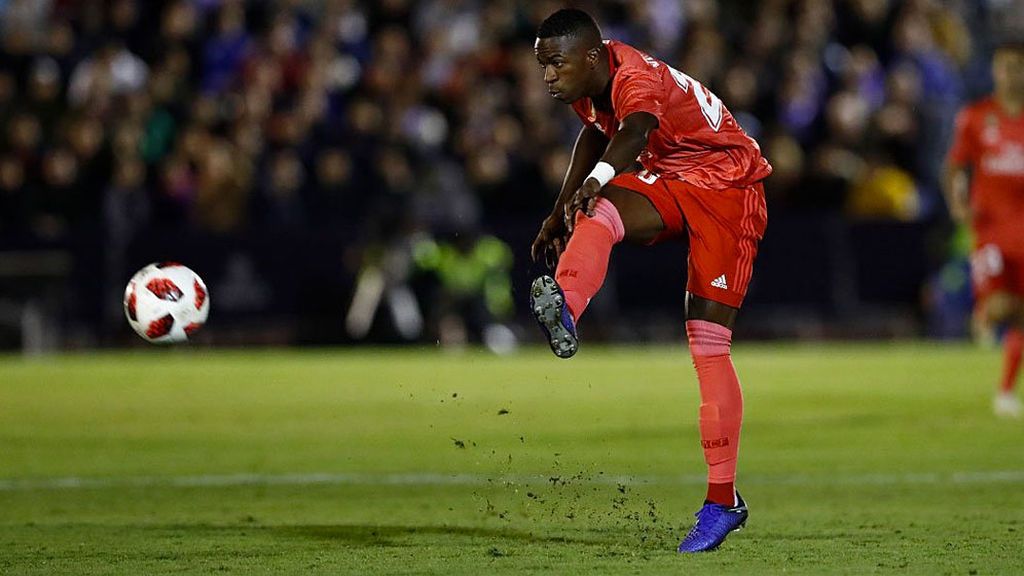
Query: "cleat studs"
553 296 562 306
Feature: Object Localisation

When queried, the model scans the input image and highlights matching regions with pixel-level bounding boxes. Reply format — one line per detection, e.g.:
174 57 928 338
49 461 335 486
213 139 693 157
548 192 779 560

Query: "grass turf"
1 343 1022 574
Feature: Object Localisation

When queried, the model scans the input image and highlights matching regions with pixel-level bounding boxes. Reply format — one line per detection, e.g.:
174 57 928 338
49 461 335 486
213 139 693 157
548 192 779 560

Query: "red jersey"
571 40 772 190
948 97 1024 255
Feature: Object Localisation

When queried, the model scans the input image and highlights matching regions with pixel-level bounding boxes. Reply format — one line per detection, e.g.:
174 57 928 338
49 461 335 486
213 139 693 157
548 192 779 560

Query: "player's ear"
586 47 600 68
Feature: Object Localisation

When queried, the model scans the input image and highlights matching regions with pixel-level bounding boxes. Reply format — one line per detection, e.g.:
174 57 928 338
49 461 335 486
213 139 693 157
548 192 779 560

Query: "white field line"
0 470 1022 492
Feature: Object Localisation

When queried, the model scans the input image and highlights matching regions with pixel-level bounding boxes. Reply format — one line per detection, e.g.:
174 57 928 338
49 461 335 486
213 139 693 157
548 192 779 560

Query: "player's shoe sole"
530 275 578 359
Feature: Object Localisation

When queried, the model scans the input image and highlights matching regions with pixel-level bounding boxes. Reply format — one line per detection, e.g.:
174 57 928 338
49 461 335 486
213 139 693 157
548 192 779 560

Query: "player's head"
993 40 1024 97
534 9 605 103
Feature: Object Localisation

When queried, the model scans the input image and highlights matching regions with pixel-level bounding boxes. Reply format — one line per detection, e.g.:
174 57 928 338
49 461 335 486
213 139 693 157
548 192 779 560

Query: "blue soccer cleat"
530 275 578 358
677 492 748 553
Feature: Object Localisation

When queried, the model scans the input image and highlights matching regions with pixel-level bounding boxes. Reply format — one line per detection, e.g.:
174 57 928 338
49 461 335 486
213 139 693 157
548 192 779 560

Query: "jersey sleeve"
611 68 664 124
947 107 977 167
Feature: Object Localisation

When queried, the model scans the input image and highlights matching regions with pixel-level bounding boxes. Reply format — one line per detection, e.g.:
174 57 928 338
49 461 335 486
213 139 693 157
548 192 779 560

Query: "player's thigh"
677 181 767 310
600 172 681 244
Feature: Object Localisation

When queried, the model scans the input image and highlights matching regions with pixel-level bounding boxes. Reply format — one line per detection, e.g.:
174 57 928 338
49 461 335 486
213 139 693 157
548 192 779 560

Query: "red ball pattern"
146 314 175 339
193 279 207 310
147 278 184 301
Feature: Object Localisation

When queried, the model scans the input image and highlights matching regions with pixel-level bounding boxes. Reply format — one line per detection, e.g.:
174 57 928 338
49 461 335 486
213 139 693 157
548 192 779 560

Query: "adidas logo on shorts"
711 275 729 290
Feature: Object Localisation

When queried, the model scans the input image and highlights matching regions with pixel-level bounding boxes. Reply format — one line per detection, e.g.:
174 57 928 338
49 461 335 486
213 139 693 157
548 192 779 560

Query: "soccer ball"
124 262 210 343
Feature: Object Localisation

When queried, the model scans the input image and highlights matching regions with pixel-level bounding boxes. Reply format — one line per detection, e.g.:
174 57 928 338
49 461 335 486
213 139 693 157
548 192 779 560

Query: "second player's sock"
687 319 743 507
1001 328 1023 393
554 198 624 320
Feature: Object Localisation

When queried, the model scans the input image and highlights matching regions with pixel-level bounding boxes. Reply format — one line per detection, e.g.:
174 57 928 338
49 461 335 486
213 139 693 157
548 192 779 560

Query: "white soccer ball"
124 262 210 343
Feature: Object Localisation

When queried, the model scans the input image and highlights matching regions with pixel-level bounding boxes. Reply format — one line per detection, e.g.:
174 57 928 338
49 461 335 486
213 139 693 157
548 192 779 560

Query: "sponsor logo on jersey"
982 143 1024 176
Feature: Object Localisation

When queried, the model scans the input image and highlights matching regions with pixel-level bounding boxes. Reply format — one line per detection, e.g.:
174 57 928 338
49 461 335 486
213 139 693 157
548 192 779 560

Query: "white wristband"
586 161 615 188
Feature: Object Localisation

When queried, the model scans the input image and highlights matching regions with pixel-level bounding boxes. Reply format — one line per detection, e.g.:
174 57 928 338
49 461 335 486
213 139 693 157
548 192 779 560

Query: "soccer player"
945 41 1024 418
528 9 771 552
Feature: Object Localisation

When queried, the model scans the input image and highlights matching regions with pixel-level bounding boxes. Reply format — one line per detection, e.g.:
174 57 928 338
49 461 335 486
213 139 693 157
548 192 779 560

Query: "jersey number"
667 66 723 132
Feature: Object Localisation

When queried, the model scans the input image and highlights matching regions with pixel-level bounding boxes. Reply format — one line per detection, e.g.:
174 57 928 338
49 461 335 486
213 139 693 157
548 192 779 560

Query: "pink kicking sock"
554 198 624 320
687 319 743 507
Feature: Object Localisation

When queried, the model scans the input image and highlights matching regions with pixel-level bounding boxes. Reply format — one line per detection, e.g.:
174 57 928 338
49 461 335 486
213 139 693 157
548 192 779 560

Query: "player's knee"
983 293 1018 324
583 197 625 243
686 294 738 329
600 186 664 243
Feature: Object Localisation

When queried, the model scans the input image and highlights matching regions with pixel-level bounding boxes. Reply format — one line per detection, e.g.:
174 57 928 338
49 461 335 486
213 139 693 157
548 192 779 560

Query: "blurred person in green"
414 229 516 354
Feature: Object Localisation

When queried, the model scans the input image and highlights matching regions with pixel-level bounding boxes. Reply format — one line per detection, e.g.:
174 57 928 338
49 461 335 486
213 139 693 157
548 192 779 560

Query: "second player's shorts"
609 171 768 308
971 242 1024 302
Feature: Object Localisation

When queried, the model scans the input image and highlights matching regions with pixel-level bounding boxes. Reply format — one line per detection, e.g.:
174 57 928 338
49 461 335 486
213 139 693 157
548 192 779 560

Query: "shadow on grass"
263 524 610 548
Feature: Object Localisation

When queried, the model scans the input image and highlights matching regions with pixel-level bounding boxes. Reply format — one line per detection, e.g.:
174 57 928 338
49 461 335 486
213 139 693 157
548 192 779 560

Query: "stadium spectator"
0 0 1019 344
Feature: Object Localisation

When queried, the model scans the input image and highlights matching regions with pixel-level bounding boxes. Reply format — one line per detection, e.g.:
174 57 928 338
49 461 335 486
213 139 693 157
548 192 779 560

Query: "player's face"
993 48 1024 95
534 36 596 103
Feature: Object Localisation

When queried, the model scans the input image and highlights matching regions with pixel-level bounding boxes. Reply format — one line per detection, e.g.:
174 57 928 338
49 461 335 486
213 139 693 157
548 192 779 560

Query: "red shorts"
610 171 768 308
971 243 1024 301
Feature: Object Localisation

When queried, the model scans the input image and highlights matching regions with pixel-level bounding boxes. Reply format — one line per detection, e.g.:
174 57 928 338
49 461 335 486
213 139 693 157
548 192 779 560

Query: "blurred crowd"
0 0 1020 344
3 0 1020 241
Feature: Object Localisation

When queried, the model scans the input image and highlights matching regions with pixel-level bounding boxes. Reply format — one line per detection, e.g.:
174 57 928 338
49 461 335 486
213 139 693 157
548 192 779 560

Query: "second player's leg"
980 291 1024 417
978 291 1024 327
972 247 1024 417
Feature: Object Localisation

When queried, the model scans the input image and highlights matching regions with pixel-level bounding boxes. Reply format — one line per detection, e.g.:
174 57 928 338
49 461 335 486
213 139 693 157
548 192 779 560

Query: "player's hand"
565 178 602 232
531 214 568 269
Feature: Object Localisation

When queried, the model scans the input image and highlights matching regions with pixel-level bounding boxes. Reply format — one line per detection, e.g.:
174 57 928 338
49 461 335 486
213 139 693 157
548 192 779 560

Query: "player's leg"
686 293 742 505
971 245 1024 417
531 175 672 358
981 292 1024 417
677 181 766 553
553 184 665 316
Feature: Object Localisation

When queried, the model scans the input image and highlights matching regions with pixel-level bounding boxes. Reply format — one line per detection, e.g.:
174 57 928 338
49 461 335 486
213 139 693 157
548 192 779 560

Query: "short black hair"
536 8 602 41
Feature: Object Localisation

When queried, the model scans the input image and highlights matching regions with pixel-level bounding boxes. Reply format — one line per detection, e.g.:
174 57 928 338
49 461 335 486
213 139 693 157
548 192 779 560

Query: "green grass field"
1 343 1022 574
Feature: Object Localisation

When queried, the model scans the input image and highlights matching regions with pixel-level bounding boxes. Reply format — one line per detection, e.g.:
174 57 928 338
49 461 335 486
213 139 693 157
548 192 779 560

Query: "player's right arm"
531 124 608 267
944 106 976 224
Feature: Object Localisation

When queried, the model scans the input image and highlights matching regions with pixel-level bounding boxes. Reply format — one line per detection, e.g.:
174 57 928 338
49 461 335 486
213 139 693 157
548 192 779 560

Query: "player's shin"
687 319 743 506
554 198 624 320
1001 328 1023 393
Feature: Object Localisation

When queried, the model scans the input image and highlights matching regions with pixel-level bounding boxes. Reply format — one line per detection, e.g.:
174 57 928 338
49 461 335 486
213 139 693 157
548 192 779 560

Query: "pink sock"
1001 329 1023 394
687 319 743 506
554 198 624 320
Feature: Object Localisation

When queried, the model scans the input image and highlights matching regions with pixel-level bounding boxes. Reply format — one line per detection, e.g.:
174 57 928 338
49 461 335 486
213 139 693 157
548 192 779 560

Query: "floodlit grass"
1 344 1022 574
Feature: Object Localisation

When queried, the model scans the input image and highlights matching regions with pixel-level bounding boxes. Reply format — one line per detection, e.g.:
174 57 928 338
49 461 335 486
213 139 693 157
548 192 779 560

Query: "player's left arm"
565 111 658 229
